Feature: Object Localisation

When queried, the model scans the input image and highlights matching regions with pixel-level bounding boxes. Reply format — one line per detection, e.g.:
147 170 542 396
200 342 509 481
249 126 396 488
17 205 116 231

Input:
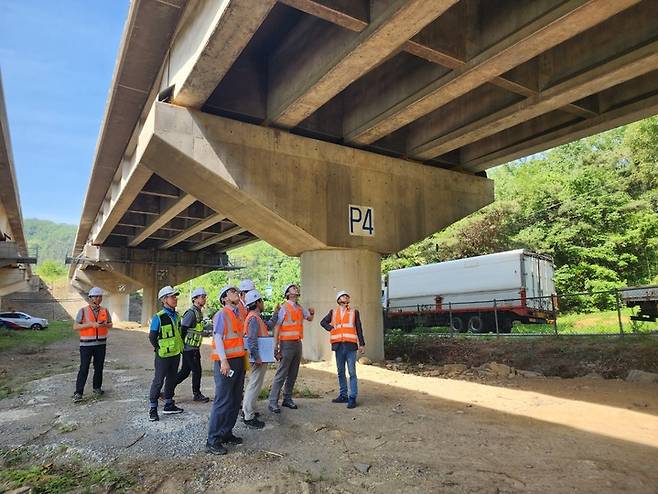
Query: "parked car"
0 312 49 330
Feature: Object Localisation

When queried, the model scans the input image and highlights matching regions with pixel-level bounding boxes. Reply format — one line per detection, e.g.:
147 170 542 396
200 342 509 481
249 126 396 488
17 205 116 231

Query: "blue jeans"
335 345 358 399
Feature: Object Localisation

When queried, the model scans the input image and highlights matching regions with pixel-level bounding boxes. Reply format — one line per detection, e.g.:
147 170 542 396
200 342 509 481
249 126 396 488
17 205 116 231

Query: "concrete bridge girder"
133 101 493 360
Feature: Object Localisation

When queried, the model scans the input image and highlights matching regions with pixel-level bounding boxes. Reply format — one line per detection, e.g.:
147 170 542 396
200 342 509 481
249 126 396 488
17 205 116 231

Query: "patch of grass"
258 385 321 400
0 456 135 494
0 321 75 354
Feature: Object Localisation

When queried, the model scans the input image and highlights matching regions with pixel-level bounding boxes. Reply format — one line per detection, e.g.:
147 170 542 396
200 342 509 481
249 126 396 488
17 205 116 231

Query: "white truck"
383 249 556 333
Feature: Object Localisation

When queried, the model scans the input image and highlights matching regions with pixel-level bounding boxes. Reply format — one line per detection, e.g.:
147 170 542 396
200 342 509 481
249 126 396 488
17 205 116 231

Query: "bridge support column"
301 249 383 362
104 293 130 323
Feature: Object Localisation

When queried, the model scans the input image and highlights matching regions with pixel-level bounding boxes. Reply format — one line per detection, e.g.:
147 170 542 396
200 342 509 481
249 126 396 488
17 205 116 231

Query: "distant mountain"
24 218 76 264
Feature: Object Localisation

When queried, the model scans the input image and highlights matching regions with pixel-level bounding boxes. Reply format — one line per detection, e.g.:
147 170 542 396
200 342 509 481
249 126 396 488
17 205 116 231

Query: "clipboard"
243 336 276 363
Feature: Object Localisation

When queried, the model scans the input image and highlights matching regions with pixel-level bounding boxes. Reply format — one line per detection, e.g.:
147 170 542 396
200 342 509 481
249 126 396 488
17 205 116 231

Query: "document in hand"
243 336 276 363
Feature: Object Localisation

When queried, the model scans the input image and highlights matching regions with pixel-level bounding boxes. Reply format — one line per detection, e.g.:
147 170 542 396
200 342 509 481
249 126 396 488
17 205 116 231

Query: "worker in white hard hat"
268 283 315 413
241 289 279 429
206 285 246 455
237 279 256 321
175 287 211 403
72 287 113 403
319 290 366 409
147 285 185 422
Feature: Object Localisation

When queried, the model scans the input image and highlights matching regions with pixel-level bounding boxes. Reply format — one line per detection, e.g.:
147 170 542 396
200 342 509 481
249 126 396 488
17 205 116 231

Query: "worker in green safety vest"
175 287 211 402
148 285 184 422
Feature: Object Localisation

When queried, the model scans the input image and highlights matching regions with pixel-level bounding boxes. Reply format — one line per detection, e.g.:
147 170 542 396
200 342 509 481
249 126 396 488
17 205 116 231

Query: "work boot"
92 388 105 397
243 417 265 429
281 399 298 409
347 398 357 409
268 404 281 414
331 395 348 403
163 403 184 414
205 442 227 455
221 433 243 445
149 408 159 422
193 392 210 403
72 392 83 403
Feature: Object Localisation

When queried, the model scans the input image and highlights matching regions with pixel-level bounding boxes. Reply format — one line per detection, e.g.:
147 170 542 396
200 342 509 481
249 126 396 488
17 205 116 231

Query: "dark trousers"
207 357 245 445
176 349 202 394
75 344 106 394
149 353 181 408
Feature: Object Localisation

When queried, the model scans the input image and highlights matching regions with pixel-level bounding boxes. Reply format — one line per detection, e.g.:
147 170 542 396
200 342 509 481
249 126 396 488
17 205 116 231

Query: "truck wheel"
500 318 513 334
467 315 483 333
450 316 464 333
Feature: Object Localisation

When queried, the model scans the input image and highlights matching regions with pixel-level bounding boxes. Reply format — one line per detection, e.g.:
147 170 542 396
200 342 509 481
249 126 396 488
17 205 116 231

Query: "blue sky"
1 0 129 225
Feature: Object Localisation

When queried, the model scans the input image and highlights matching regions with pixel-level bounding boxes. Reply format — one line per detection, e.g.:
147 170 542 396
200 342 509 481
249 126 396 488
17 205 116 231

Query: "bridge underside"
72 0 658 359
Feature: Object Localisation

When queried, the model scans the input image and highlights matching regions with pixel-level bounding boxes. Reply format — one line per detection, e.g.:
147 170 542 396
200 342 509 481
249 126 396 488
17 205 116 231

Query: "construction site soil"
1 326 657 493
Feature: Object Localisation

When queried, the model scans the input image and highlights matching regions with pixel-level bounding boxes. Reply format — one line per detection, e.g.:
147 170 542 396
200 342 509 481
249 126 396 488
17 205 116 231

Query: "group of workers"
72 279 366 455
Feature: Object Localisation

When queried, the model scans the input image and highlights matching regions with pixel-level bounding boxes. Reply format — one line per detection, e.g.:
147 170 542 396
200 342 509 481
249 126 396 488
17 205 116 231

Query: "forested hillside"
384 116 658 311
24 218 76 264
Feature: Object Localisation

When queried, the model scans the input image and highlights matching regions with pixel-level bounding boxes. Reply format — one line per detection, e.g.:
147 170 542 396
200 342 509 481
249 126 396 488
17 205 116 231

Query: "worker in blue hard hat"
175 287 211 403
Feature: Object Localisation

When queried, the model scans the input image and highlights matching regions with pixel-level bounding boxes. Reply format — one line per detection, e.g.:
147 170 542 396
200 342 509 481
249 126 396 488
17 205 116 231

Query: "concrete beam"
410 39 658 160
343 0 640 145
278 0 369 32
160 212 225 249
462 92 658 172
189 226 247 251
127 193 196 247
170 0 276 108
90 160 152 245
267 0 459 128
0 72 28 257
73 0 185 256
138 102 492 256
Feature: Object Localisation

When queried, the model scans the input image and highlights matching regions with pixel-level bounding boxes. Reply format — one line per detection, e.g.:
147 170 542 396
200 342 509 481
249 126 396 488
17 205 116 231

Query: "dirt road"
1 326 658 493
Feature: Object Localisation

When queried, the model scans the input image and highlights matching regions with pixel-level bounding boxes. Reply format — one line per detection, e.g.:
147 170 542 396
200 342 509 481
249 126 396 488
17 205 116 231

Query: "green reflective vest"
157 310 183 358
184 307 204 348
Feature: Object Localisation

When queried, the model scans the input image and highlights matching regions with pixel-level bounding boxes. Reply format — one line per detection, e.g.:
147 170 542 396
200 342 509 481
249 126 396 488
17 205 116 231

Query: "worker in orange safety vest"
319 290 366 409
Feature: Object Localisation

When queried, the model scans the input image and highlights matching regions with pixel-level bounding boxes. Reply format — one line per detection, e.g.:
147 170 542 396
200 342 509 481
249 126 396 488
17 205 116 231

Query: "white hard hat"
336 290 350 302
158 285 179 300
218 284 237 303
238 279 256 292
245 289 262 306
191 287 207 300
283 283 298 298
88 287 103 297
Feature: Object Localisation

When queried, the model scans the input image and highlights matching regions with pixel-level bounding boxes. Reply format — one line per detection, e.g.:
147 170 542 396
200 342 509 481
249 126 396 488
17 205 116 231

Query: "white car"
0 312 49 330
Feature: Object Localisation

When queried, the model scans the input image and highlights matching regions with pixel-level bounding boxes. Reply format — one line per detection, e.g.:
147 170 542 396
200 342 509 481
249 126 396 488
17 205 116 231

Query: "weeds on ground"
0 447 135 493
258 385 321 400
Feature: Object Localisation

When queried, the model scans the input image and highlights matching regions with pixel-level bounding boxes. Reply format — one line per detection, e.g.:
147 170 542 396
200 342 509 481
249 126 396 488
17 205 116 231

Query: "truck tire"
450 316 464 333
467 315 483 333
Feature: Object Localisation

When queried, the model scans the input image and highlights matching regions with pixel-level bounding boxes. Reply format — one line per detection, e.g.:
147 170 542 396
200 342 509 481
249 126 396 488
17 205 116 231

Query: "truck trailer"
620 285 658 322
383 249 556 333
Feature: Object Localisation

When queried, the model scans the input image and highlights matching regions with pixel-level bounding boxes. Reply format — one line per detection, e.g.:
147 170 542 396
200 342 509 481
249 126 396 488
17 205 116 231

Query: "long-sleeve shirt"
320 307 365 351
148 306 179 350
212 305 241 360
246 310 278 362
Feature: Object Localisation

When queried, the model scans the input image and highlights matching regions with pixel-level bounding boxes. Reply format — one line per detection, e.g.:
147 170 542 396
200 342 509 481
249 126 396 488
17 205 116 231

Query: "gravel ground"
2 326 658 493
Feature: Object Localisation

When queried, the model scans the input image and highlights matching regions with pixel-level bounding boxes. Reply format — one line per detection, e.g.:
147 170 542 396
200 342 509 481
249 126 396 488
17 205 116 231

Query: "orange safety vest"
211 306 246 360
279 302 304 341
244 311 269 337
79 306 109 344
330 307 358 344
